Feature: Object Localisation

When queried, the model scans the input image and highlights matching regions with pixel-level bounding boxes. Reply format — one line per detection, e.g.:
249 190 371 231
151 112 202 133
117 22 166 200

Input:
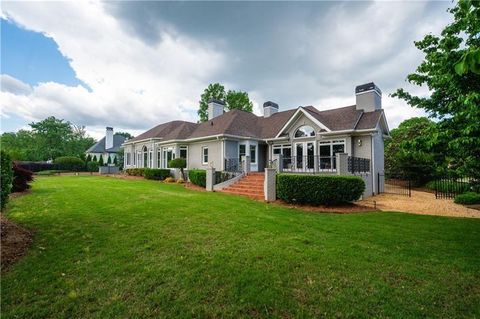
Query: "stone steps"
220 172 265 200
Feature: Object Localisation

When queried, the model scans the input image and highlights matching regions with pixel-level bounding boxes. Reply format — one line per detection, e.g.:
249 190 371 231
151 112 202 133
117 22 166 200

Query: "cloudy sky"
1 1 452 139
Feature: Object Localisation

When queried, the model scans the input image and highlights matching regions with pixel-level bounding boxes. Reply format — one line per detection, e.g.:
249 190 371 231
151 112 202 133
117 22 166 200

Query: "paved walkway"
360 189 480 218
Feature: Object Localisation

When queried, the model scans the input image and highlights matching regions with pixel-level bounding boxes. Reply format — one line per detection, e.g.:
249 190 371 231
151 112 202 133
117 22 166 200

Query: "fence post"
408 179 411 197
264 168 276 202
242 155 251 174
206 167 215 192
336 153 349 176
272 154 283 173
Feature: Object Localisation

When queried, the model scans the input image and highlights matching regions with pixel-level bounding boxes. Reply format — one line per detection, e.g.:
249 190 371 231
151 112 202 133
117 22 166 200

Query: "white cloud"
0 1 225 137
1 74 32 95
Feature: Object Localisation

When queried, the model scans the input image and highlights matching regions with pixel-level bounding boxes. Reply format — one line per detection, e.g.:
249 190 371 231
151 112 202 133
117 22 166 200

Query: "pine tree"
92 155 97 162
86 154 92 162
107 156 112 164
98 156 104 166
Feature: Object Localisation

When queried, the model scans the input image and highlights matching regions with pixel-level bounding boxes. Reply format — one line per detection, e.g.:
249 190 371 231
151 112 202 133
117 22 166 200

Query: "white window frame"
318 139 346 170
162 146 175 168
202 146 209 165
157 149 162 168
294 125 316 139
250 145 257 164
180 146 188 166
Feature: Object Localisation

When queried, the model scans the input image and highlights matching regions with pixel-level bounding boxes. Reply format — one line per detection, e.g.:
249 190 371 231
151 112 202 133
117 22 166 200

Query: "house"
86 127 127 164
122 82 389 195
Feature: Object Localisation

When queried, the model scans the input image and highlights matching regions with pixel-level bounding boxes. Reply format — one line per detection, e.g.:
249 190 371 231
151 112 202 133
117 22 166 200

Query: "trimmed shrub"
86 161 100 172
454 192 480 205
189 169 206 187
54 156 85 171
1 150 13 210
144 168 171 180
277 174 365 205
36 170 67 176
12 163 34 192
164 177 175 183
169 158 187 179
125 168 145 176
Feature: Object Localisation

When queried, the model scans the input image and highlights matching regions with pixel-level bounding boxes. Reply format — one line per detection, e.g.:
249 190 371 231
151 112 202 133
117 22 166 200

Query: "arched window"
294 125 316 138
142 146 148 168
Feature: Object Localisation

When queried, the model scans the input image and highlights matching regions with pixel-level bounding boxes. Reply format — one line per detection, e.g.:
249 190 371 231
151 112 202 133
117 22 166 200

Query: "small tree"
86 154 92 162
107 156 112 165
92 155 98 162
113 156 118 166
98 156 104 166
168 158 187 180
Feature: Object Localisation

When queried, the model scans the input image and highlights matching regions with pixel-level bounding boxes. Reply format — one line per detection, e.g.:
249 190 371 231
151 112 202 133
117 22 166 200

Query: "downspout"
371 134 375 195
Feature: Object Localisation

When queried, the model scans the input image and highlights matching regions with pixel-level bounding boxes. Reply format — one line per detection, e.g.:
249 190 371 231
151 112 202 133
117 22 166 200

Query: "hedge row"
276 174 365 205
189 169 206 187
53 156 85 171
125 168 145 176
15 161 57 172
1 151 13 210
144 168 171 180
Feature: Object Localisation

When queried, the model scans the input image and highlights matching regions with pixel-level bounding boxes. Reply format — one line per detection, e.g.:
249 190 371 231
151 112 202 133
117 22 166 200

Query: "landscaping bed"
1 215 33 270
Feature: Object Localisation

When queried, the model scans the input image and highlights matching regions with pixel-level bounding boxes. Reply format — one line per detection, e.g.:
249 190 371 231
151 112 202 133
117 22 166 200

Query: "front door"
295 142 315 171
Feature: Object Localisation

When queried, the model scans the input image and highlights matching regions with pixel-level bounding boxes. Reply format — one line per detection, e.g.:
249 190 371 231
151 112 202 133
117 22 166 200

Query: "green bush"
189 169 206 187
277 174 365 205
125 168 145 176
144 168 171 180
54 156 85 171
454 192 480 205
1 150 13 210
425 180 477 194
169 158 187 179
86 161 99 172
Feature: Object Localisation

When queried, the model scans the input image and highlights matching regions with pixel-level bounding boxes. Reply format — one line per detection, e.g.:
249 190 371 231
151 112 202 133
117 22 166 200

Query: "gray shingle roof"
126 105 384 143
87 134 127 153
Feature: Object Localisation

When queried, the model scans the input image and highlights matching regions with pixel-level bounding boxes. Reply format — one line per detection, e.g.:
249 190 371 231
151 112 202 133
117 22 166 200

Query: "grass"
2 176 480 318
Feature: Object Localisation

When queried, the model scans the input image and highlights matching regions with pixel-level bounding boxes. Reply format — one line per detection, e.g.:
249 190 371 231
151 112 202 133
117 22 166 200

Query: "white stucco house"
122 82 390 195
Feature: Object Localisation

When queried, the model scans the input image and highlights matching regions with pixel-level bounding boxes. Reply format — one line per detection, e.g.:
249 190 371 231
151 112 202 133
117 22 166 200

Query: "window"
294 125 316 138
273 144 292 167
126 152 131 165
149 150 153 168
239 144 246 161
319 139 345 170
250 145 256 164
202 147 209 164
180 146 188 166
162 147 175 168
157 150 161 168
142 146 148 168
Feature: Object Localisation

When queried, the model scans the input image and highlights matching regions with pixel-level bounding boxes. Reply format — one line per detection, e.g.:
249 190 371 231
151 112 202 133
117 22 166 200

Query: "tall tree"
225 90 253 113
198 83 226 122
392 0 480 179
115 132 134 140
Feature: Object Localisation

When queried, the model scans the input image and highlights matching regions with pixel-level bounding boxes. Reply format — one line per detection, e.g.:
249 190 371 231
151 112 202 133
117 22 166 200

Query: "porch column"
206 167 215 191
272 154 283 173
336 153 349 175
264 168 276 202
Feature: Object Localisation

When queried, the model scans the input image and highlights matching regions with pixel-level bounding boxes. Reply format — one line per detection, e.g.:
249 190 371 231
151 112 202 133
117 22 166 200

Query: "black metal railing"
378 171 411 197
434 176 478 199
280 156 337 173
348 156 370 173
224 158 242 173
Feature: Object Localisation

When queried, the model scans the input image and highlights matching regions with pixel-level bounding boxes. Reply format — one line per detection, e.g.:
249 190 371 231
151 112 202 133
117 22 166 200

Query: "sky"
1 1 453 139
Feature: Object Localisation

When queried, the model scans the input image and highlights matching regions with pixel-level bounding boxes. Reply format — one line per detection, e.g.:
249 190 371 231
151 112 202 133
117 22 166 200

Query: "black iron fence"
280 156 336 173
224 158 242 173
434 176 478 199
378 171 411 197
348 156 370 174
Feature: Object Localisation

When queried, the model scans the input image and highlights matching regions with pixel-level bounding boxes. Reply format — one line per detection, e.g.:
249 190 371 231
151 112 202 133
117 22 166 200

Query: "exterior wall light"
357 139 363 147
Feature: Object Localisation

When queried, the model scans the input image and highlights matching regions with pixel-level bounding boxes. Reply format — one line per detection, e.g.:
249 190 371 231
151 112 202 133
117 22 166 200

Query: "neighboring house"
123 82 390 194
86 127 127 163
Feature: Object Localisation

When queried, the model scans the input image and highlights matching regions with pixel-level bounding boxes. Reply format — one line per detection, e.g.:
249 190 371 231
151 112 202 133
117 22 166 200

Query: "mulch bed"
1 215 33 271
184 182 206 192
273 200 379 214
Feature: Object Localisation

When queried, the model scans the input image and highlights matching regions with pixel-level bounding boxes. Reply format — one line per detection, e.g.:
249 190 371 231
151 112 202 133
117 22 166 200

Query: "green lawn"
2 176 479 318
